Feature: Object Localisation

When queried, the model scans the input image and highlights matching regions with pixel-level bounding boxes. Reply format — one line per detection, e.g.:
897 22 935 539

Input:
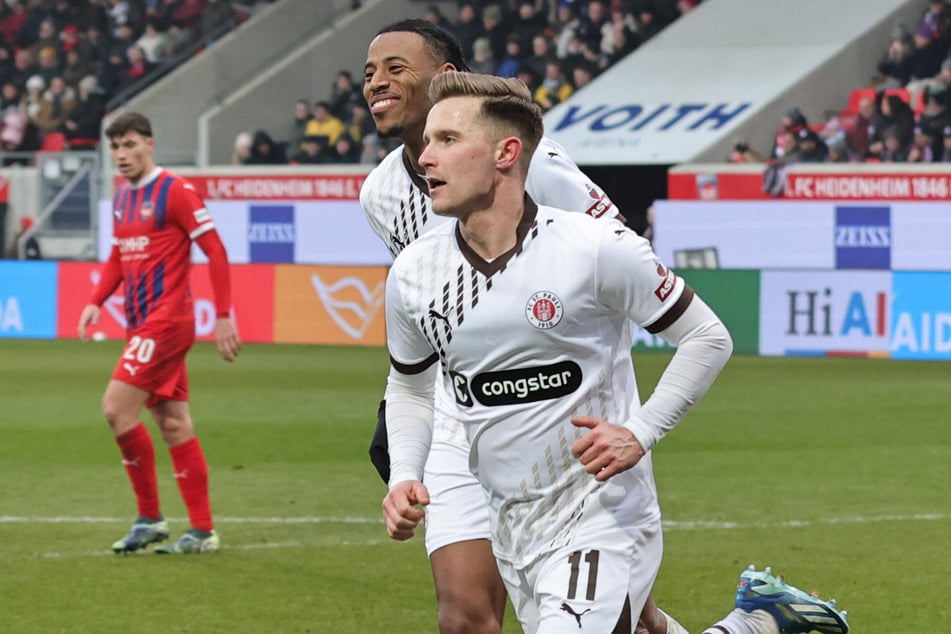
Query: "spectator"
163 19 200 58
304 101 345 145
287 98 312 154
511 0 548 54
327 70 362 123
60 24 83 56
0 2 27 46
136 18 171 63
289 134 328 164
118 44 156 93
727 139 765 163
8 47 36 92
481 3 509 62
470 36 498 75
30 19 61 64
0 82 20 117
773 127 800 163
917 84 951 152
231 130 252 164
533 58 573 111
880 124 911 161
33 74 75 132
96 47 129 101
576 0 611 55
359 132 387 165
494 35 524 77
330 132 360 163
796 127 829 163
604 0 640 63
771 106 808 159
525 33 554 80
20 73 46 123
34 46 59 86
16 0 51 50
346 102 374 144
909 22 946 82
450 2 484 63
571 62 596 90
422 3 453 32
876 29 914 88
826 136 850 163
64 74 105 146
61 48 91 87
0 110 33 164
844 93 876 160
247 129 286 164
920 0 951 45
908 124 937 162
867 92 915 160
107 0 144 41
78 24 110 70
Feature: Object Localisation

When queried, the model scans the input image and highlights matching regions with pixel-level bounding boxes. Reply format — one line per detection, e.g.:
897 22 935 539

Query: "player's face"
363 31 447 141
109 131 154 184
419 96 498 218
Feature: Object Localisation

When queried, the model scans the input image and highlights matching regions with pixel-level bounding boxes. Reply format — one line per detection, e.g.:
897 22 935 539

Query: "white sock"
701 608 780 634
660 609 690 634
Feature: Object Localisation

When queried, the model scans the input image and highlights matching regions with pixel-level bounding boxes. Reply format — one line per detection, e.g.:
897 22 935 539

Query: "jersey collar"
127 166 163 190
401 147 430 195
455 195 538 277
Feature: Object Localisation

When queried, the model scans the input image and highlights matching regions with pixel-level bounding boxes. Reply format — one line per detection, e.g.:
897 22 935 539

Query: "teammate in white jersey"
381 72 850 634
361 18 676 634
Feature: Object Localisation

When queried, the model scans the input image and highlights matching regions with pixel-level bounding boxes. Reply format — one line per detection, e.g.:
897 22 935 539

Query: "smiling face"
363 31 447 142
109 130 154 184
418 96 499 218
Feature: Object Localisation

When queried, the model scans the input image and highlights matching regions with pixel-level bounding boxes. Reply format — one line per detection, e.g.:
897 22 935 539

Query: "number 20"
567 549 600 601
123 336 156 363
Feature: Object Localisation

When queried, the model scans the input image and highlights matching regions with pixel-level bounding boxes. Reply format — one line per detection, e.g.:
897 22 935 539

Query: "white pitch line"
1 513 948 529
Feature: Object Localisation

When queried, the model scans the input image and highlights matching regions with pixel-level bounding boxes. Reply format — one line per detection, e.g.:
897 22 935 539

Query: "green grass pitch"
0 339 947 632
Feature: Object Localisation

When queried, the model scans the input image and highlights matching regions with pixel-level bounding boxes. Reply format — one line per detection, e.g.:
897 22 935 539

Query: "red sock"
116 423 161 520
170 436 213 532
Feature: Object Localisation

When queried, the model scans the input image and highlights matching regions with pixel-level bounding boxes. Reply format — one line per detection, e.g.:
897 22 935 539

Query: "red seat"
39 132 67 152
68 137 99 149
846 88 876 114
883 87 911 104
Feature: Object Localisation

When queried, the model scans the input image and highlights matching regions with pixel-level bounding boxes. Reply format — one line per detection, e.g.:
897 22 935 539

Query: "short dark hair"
104 111 152 139
376 19 471 72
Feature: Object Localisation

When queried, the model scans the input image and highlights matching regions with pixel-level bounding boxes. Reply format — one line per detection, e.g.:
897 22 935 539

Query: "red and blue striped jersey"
110 167 215 328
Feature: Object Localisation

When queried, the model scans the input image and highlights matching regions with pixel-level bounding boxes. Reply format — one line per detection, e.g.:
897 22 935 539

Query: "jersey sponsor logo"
117 236 150 253
193 207 211 224
525 291 564 329
835 206 891 270
653 260 676 301
449 371 473 407
583 184 613 218
464 360 583 407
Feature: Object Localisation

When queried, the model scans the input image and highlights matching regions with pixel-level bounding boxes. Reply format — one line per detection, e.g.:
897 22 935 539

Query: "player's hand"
214 317 241 362
382 480 430 541
77 304 100 342
570 416 646 481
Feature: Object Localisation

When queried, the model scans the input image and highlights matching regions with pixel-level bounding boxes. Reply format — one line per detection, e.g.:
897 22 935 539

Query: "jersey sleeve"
525 137 616 220
384 261 438 372
594 219 687 330
167 177 215 240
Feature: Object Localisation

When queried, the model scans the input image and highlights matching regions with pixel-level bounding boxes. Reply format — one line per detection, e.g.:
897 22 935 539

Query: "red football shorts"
111 319 195 407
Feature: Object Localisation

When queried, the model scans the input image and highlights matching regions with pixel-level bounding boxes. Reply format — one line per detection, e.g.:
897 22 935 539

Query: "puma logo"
428 309 450 323
547 151 560 158
173 469 189 479
560 602 591 628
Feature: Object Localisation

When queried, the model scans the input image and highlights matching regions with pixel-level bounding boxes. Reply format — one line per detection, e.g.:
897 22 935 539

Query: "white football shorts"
495 494 663 633
422 401 491 556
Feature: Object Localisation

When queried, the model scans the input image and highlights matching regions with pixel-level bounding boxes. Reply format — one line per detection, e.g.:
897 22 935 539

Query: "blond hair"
429 71 543 168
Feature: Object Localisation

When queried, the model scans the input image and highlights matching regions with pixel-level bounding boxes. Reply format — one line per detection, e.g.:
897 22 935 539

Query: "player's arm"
195 229 240 362
573 223 733 480
78 244 122 341
174 178 241 362
380 264 438 540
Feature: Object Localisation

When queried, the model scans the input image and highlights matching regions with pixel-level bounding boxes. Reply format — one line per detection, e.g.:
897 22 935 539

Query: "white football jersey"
385 201 688 567
360 137 615 258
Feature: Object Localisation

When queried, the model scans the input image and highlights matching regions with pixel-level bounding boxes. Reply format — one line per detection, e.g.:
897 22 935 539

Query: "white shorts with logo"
495 504 663 633
422 402 491 556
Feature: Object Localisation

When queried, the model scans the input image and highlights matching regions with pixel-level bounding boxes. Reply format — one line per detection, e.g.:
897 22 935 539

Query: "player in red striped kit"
77 111 241 554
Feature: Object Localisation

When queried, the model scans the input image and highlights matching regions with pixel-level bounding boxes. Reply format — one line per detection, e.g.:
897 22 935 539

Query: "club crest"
525 291 564 330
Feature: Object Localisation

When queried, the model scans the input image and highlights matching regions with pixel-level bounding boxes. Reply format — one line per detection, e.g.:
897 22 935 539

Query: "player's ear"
496 136 522 170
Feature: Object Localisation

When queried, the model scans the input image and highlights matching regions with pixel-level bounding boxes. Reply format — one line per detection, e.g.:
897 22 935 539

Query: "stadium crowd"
732 0 951 177
0 0 271 158
238 0 702 166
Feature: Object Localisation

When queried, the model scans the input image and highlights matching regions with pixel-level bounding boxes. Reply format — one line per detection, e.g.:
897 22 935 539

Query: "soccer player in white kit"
380 72 850 634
